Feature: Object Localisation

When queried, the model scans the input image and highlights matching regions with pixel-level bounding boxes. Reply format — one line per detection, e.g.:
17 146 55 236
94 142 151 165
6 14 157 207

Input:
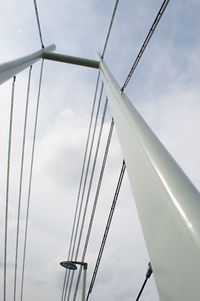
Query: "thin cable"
86 160 126 301
75 97 108 261
101 0 119 58
4 76 16 301
62 1 119 296
13 66 32 301
135 263 153 301
61 71 101 301
69 97 108 301
69 71 101 261
33 0 45 48
73 118 114 301
63 83 104 301
62 0 119 295
69 83 103 261
65 85 104 301
61 270 71 301
20 60 44 301
121 0 170 92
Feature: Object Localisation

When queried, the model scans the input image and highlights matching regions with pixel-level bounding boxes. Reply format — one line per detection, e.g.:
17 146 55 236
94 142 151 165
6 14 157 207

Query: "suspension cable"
20 60 44 301
61 0 120 295
61 71 101 301
62 2 120 297
4 76 16 301
73 118 114 301
33 0 45 48
74 97 108 262
86 160 126 301
135 263 153 301
121 0 170 92
13 66 32 301
63 83 104 301
68 97 108 301
101 0 120 58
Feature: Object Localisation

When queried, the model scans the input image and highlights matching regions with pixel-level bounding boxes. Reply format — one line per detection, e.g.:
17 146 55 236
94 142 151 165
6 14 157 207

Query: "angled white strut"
98 53 200 301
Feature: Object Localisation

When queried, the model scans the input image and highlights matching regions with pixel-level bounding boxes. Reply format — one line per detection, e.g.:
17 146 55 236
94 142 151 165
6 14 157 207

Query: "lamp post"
60 260 88 301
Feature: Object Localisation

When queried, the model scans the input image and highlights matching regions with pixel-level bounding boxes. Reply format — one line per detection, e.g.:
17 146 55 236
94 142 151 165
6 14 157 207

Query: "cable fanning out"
72 118 114 301
14 66 32 301
101 0 120 58
4 76 16 301
69 97 108 301
33 0 45 48
61 71 101 301
64 84 104 301
20 60 44 301
86 161 126 300
121 0 170 92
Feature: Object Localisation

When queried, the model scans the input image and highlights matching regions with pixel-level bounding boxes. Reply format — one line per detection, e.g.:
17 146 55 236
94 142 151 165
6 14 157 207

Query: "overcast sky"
0 1 200 301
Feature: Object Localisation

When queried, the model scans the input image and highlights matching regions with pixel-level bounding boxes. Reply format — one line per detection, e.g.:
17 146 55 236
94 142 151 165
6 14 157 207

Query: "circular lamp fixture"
60 261 77 270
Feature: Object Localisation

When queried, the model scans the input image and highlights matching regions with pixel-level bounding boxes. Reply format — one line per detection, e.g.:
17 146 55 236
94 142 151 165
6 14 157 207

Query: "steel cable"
74 97 108 263
67 96 108 301
33 0 45 48
20 60 44 301
62 0 120 297
61 71 101 301
64 0 121 297
101 0 119 58
121 0 170 92
73 118 114 301
63 83 104 301
68 0 119 300
135 263 153 301
13 66 32 301
86 160 126 300
4 76 16 301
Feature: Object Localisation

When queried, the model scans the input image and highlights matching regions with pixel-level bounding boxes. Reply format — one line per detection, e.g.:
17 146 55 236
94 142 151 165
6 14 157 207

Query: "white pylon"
98 53 200 301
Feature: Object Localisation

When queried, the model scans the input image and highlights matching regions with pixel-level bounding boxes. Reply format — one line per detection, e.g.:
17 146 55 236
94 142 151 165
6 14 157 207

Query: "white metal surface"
0 44 55 85
98 54 200 300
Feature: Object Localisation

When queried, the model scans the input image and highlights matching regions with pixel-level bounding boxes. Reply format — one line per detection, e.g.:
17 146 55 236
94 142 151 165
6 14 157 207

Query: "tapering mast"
98 53 200 301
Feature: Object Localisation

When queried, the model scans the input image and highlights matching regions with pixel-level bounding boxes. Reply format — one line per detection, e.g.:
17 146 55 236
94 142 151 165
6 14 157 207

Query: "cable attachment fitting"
135 262 153 301
120 87 124 94
146 262 153 279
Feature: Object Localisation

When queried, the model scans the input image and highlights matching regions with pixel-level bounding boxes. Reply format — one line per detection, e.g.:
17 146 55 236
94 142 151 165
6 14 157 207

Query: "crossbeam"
43 51 99 69
0 46 100 85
